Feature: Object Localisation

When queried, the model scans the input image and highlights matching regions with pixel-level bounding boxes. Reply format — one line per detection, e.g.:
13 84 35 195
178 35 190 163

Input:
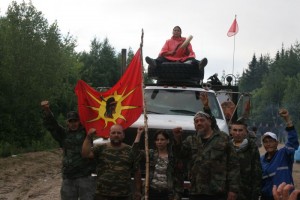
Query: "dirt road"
0 146 299 200
0 149 62 200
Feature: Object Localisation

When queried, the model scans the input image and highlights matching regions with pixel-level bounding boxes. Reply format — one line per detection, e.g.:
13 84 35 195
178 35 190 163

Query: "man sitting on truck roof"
145 26 207 69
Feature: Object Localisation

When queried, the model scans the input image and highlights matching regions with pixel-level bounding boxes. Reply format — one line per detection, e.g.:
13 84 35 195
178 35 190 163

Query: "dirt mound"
0 149 62 200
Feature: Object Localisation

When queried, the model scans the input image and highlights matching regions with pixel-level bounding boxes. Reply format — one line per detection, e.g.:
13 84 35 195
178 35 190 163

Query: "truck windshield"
145 89 224 119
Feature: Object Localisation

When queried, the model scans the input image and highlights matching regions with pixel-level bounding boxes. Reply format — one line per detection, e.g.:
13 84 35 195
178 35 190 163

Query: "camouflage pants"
94 195 130 200
61 176 96 200
148 187 170 200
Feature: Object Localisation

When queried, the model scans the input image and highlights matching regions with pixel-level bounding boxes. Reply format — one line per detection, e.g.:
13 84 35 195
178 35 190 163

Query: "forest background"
1 2 299 157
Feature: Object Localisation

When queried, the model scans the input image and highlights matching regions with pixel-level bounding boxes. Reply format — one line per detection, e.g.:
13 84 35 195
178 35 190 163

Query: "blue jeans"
61 176 96 200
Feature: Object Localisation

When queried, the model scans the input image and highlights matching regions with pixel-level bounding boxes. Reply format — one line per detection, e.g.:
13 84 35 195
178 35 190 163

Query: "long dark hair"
154 129 169 141
173 26 182 37
173 26 182 32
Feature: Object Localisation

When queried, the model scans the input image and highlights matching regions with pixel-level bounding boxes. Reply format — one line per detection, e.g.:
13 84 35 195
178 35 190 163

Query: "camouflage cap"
67 111 79 121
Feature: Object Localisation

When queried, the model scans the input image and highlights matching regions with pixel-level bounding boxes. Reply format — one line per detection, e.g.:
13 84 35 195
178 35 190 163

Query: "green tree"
283 73 300 130
80 37 120 87
249 42 300 126
239 54 270 92
0 1 79 149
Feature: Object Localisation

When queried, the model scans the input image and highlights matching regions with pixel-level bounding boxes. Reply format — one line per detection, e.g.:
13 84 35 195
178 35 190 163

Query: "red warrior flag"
75 49 143 138
227 18 239 37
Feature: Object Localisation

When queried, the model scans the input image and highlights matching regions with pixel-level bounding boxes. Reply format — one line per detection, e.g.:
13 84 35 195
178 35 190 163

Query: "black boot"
145 56 157 67
198 58 208 69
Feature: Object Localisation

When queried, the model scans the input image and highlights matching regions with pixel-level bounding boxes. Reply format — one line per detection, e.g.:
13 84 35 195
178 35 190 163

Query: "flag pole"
232 15 237 75
139 29 150 200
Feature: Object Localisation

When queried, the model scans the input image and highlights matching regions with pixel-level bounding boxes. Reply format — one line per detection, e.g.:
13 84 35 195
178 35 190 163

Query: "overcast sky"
1 0 300 80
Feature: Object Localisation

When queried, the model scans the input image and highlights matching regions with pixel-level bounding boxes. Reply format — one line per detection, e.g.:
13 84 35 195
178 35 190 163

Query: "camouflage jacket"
148 149 183 200
42 111 95 179
232 138 262 200
173 130 240 196
93 142 140 197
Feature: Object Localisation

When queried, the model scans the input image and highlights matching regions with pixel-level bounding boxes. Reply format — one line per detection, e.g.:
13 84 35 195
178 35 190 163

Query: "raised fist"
41 100 50 112
279 108 292 124
87 128 96 137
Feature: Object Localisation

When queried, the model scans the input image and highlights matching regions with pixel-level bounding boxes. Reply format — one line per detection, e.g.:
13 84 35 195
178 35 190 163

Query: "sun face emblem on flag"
85 88 139 127
75 49 143 137
100 96 117 118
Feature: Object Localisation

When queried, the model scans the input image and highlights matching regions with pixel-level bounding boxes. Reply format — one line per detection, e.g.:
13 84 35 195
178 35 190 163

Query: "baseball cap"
67 111 79 121
262 132 278 141
194 111 211 120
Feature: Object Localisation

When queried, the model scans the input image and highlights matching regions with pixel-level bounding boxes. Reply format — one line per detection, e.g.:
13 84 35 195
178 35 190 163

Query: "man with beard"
172 110 240 200
82 124 142 200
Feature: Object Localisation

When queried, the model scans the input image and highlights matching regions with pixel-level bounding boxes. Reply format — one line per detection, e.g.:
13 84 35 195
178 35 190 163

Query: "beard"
110 139 122 146
197 130 206 137
197 128 212 139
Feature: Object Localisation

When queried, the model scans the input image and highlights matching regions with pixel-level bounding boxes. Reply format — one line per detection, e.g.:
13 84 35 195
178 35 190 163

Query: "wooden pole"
121 48 127 76
139 29 149 200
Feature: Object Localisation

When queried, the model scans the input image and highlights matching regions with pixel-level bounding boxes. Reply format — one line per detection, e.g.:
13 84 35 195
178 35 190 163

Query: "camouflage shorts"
61 175 96 200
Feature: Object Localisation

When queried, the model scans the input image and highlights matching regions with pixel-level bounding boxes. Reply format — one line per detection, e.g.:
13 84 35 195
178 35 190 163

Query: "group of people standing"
41 94 299 200
40 26 299 200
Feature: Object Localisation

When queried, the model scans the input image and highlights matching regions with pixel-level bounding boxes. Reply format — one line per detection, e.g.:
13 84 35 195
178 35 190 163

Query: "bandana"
194 111 211 120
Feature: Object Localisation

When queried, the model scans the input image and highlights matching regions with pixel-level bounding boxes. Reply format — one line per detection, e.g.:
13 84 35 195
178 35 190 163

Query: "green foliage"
115 47 152 84
0 132 59 157
239 54 270 92
79 37 120 87
30 131 59 152
126 47 135 65
0 1 79 149
0 142 19 157
0 1 145 155
240 42 300 128
283 73 300 129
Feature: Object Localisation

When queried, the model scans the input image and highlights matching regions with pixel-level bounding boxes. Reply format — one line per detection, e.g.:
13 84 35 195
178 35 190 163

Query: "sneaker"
198 58 208 69
145 56 157 67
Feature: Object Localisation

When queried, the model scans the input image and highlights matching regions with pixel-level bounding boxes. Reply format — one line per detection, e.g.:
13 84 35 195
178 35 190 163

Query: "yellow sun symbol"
85 87 139 127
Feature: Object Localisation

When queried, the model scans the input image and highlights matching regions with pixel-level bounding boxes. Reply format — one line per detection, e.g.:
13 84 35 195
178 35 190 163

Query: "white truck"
123 62 230 146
